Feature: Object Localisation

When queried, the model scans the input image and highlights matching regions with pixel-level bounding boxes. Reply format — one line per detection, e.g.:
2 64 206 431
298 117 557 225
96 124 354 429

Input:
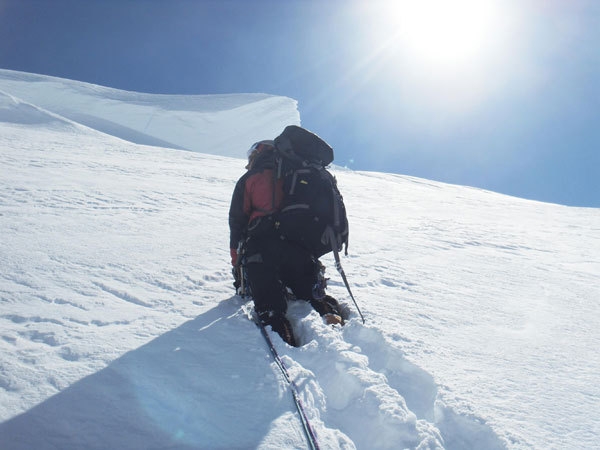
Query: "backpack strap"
319 168 349 255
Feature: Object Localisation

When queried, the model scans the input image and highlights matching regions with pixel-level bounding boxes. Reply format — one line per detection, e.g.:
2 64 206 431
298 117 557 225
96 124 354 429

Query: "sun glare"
348 0 517 128
385 0 500 70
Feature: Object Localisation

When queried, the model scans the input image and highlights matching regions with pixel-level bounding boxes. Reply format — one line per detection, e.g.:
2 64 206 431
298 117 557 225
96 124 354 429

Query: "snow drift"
1 70 599 449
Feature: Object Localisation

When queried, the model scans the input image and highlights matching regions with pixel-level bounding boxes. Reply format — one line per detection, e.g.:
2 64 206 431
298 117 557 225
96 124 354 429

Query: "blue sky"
1 0 598 207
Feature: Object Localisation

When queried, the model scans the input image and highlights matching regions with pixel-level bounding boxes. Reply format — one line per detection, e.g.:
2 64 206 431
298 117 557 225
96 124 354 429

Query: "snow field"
1 70 599 449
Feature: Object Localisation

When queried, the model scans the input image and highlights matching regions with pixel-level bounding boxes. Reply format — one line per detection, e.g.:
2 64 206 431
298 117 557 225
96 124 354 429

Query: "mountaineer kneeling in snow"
229 138 344 346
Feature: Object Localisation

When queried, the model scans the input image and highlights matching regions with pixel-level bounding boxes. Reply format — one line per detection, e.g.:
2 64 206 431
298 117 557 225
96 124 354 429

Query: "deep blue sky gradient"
1 0 598 207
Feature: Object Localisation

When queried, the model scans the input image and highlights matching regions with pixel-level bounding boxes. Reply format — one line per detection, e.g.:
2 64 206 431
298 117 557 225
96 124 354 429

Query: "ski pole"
326 228 365 323
255 320 320 450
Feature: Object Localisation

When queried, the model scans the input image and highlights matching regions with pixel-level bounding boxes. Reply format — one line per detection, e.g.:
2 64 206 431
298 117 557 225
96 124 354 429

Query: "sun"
383 0 501 70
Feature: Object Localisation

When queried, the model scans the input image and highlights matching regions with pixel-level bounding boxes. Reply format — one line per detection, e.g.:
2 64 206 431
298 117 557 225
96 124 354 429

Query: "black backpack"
273 125 349 258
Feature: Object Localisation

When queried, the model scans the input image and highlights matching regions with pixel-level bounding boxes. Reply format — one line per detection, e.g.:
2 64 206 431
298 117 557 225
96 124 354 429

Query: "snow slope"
1 71 599 449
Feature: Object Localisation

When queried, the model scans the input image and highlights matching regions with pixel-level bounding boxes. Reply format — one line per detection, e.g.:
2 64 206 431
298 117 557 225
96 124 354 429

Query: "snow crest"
0 68 300 155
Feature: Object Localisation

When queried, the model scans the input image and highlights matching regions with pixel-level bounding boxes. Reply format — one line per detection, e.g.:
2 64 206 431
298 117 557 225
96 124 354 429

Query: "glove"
232 266 241 290
230 248 238 266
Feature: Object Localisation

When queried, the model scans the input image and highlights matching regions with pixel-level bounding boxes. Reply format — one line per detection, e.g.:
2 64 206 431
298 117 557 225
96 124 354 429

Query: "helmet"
246 139 275 170
247 140 275 158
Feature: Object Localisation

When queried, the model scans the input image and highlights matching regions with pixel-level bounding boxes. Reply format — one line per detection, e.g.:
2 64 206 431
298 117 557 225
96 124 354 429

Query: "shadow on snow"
0 298 302 450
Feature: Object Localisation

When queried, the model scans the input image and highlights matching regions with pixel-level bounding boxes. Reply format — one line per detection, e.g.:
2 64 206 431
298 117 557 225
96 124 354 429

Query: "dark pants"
245 234 318 316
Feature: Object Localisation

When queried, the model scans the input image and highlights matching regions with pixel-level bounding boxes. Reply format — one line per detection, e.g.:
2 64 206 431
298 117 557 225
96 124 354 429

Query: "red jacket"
229 152 283 251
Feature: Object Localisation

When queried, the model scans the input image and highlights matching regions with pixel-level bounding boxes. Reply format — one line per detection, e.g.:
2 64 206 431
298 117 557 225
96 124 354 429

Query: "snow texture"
1 69 599 449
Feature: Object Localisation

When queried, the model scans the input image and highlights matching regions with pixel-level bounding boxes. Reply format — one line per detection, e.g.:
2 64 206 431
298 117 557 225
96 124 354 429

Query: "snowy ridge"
1 71 599 449
0 68 300 155
0 90 77 128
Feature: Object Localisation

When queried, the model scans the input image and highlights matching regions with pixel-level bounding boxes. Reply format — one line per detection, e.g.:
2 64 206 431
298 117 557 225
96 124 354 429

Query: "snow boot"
310 295 345 326
259 310 298 347
323 313 344 325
